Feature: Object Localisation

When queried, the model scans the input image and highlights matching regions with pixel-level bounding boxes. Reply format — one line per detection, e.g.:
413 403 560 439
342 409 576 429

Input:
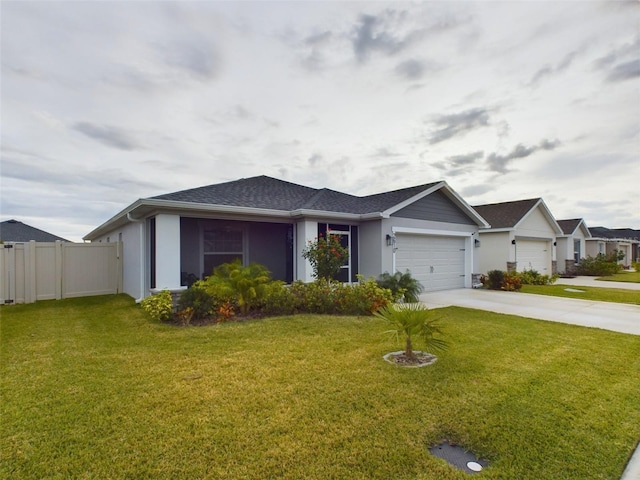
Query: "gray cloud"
394 59 424 79
308 153 323 166
607 59 640 82
394 58 441 80
73 122 141 150
428 108 490 144
432 151 484 176
352 11 414 63
447 151 484 167
593 36 640 82
487 139 561 173
529 50 580 86
371 147 402 157
163 39 219 78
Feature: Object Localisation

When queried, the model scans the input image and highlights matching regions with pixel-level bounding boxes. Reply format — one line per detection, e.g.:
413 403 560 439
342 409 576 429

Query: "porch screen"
203 229 243 276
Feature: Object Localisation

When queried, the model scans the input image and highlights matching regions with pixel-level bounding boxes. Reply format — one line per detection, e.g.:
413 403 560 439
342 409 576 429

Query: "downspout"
127 212 146 303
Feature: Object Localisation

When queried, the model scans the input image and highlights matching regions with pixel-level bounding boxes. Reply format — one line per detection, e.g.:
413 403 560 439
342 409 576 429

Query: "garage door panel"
395 234 465 292
516 239 551 273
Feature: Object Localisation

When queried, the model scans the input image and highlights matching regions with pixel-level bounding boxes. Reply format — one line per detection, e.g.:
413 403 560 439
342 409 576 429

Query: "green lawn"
2 295 640 479
597 271 640 283
520 284 640 305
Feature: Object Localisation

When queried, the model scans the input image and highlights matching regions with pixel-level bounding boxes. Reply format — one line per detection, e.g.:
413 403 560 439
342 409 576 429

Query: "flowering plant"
302 233 349 281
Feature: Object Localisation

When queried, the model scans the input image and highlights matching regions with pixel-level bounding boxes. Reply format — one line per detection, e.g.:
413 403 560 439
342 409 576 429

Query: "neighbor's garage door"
516 239 551 273
395 234 465 292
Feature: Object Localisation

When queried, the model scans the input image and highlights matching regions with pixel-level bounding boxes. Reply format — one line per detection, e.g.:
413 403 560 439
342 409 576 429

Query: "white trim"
392 226 474 237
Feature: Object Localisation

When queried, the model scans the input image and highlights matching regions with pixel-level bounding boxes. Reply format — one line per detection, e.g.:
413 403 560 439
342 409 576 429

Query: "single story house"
587 227 639 267
0 219 69 243
556 219 591 274
472 198 562 274
84 175 490 300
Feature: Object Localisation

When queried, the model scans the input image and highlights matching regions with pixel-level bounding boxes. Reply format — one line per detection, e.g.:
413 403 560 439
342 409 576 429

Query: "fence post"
25 241 37 304
55 241 63 300
0 245 6 304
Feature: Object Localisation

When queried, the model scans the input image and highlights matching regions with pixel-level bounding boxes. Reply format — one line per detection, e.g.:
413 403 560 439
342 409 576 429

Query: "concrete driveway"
421 287 640 336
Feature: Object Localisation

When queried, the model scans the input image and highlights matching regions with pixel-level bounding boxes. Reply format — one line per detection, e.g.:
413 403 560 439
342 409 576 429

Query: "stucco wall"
477 231 511 273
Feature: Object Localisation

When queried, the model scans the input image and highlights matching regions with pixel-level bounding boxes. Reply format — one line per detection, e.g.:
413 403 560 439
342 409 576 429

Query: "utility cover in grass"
429 442 489 474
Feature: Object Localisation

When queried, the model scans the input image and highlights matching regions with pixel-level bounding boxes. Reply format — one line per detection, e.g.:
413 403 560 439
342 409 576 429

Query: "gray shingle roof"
472 198 540 229
557 219 582 235
0 219 69 242
590 227 640 240
151 175 442 215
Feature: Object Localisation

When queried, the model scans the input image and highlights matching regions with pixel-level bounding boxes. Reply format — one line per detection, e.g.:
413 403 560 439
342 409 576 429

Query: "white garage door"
395 234 466 292
516 239 551 273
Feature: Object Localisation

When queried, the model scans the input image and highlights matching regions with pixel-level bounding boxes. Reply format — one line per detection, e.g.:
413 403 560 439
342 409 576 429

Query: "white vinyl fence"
0 241 123 304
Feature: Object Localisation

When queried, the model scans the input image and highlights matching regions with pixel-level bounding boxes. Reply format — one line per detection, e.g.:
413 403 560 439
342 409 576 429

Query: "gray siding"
391 190 475 225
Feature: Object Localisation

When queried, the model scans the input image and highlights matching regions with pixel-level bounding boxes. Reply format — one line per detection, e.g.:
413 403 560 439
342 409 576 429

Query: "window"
573 239 581 264
203 228 244 276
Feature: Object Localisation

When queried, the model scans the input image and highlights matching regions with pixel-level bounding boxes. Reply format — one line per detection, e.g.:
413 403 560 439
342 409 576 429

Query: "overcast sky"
2 1 639 241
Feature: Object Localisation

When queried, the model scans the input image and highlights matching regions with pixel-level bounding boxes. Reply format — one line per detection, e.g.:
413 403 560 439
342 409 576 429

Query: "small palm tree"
374 303 447 361
377 270 423 303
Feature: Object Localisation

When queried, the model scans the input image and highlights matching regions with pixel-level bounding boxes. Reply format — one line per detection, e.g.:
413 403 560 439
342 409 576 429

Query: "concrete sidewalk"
420 287 640 479
556 276 640 291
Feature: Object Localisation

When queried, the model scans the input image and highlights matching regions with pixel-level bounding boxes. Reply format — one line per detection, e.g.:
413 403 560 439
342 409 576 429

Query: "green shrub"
140 290 173 322
284 278 393 316
502 272 522 291
255 281 296 316
376 270 423 303
177 285 216 320
203 260 276 314
486 270 505 290
516 269 558 285
633 261 640 272
576 253 621 276
335 277 393 315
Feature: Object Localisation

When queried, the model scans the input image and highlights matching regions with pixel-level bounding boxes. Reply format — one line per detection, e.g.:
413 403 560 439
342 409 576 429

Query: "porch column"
154 213 181 291
296 220 317 283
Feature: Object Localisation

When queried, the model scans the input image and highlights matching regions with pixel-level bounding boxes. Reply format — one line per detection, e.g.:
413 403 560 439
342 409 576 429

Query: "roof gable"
473 198 561 234
391 189 477 225
472 199 540 229
0 219 69 242
557 218 591 238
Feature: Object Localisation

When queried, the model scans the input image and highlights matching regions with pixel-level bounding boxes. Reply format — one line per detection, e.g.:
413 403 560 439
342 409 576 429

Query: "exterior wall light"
386 234 393 246
511 239 517 245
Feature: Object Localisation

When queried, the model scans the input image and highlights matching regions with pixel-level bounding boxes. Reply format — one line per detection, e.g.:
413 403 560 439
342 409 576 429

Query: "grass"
2 295 640 479
520 284 640 305
597 271 640 283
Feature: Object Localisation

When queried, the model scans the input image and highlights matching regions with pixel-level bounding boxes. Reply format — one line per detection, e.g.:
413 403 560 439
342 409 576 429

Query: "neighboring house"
0 219 69 242
472 198 562 274
556 219 591 274
586 227 639 267
84 175 489 300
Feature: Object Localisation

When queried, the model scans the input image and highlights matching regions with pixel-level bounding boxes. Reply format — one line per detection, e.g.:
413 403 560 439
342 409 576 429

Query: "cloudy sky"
2 1 639 241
